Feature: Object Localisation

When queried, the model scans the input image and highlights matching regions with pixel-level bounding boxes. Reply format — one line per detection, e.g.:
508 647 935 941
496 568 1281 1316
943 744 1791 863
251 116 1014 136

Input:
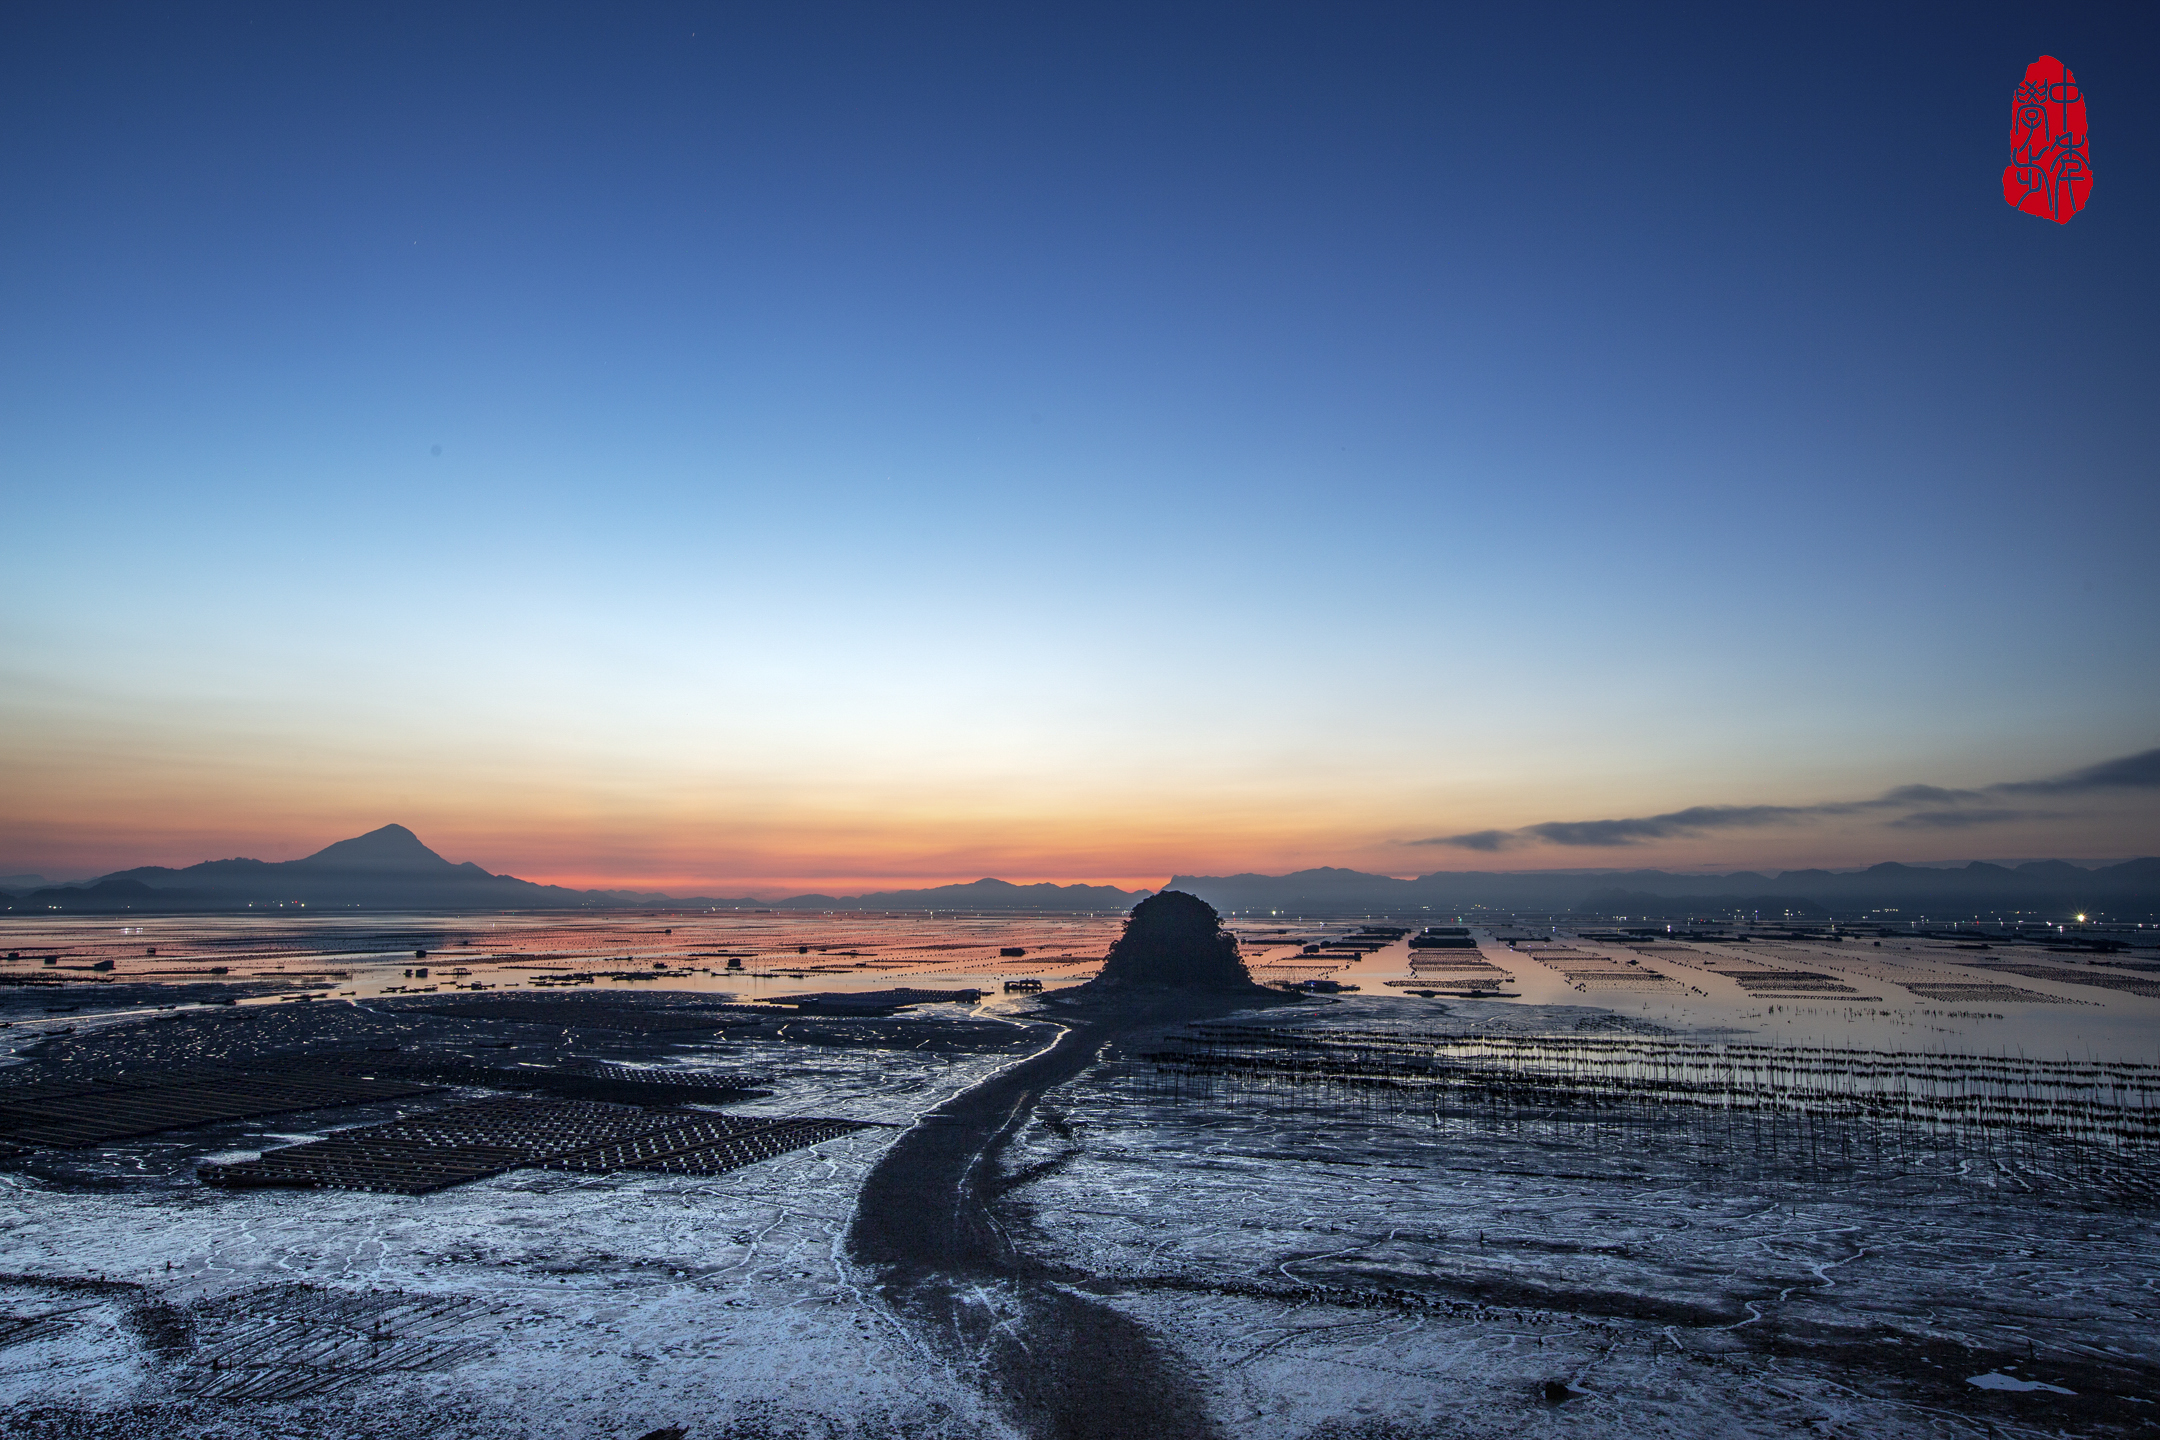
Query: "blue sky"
3 3 2155 888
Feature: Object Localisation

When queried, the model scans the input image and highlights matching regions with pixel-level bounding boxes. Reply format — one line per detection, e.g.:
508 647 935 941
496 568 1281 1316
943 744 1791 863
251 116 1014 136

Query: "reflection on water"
1233 925 2160 1065
0 913 2155 1063
0 910 1123 1009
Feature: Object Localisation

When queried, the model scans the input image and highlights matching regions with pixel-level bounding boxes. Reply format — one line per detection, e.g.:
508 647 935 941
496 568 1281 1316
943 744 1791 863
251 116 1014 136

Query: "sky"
3 3 2156 894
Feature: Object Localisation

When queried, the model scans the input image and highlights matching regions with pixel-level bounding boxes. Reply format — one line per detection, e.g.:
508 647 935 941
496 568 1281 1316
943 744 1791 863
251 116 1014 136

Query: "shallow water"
5 915 2155 1064
1235 927 2160 1065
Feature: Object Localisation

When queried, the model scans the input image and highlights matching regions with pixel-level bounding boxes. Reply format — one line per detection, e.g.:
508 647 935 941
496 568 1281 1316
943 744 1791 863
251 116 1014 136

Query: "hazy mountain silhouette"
769 877 1149 911
288 823 464 873
2 825 752 914
1170 859 2160 917
0 826 1152 914
4 825 2151 916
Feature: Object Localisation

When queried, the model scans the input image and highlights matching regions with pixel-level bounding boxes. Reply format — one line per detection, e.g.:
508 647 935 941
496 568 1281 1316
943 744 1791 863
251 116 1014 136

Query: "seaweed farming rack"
1145 1025 2160 1183
199 1096 883 1193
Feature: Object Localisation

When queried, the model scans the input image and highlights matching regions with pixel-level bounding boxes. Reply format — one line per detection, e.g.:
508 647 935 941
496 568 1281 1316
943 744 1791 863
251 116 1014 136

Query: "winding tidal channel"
848 991 1286 1440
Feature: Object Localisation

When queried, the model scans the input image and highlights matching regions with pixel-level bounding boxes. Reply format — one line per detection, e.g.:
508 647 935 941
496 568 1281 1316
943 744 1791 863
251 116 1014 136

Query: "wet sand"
847 987 1297 1440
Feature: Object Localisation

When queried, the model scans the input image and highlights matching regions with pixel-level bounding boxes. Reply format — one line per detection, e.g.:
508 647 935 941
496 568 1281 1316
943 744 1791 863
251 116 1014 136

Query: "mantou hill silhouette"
1081 890 1268 993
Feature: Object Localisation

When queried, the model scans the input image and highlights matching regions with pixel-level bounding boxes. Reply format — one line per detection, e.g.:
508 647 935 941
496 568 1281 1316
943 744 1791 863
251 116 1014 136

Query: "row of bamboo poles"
1140 1026 2160 1188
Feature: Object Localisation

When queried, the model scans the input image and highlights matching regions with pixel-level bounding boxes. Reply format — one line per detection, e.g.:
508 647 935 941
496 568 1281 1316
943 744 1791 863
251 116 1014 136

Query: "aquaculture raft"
278 1050 773 1107
0 1067 442 1149
400 998 763 1032
197 1096 881 1193
1969 962 2160 998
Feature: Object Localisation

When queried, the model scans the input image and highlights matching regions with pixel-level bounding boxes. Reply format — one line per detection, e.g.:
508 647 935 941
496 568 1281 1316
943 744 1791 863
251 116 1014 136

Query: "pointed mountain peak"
292 824 458 873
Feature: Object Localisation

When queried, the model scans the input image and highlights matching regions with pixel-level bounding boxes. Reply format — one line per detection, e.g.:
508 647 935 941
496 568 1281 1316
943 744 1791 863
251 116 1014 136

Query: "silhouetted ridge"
1169 858 2160 916
291 823 455 872
5 822 1153 914
1088 891 1257 991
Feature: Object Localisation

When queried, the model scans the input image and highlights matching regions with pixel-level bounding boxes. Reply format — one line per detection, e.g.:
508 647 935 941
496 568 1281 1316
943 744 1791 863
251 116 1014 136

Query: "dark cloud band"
1411 746 2157 850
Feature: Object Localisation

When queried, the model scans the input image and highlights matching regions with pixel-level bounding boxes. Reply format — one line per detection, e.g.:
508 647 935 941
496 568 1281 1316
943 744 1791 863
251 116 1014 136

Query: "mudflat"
848 988 1296 1440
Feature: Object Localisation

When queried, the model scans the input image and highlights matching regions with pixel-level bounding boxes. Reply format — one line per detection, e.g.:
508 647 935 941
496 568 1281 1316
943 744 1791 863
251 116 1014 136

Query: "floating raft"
0 1068 442 1149
0 1052 770 1153
279 1050 772 1107
401 998 763 1032
760 987 985 1015
198 1096 880 1194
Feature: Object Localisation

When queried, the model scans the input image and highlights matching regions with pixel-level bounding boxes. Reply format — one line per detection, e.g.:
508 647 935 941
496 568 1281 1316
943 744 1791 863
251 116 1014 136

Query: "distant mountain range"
1167 861 2160 918
0 826 1151 914
0 826 679 914
3 826 2154 918
770 877 1146 911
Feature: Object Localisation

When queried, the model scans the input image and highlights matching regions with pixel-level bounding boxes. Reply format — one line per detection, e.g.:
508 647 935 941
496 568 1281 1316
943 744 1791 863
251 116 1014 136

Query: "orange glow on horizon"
6 710 2154 892
512 869 1182 898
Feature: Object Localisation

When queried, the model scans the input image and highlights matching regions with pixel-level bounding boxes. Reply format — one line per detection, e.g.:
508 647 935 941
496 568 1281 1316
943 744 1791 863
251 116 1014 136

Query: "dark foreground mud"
847 989 1295 1440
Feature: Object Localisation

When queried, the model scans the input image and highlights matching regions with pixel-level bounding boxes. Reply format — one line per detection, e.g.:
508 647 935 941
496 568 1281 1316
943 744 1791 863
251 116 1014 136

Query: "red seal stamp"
2003 56 2090 223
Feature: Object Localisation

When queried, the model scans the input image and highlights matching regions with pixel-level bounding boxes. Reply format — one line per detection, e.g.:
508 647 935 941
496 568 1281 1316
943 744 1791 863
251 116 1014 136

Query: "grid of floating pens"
199 1096 881 1193
0 1068 442 1148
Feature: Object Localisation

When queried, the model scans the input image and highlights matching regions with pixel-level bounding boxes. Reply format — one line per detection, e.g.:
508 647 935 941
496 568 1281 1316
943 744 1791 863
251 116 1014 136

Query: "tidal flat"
0 914 2154 1438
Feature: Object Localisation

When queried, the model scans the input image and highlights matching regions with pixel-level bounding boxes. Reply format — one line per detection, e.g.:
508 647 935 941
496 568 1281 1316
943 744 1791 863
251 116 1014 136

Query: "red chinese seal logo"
2004 56 2090 223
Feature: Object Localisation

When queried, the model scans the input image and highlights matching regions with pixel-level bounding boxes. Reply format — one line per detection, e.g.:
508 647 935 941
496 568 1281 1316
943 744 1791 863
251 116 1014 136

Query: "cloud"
1872 783 1985 806
1523 804 1826 847
1998 746 2160 794
1414 800 1860 849
1885 807 2057 830
1435 829 1520 852
1409 745 2154 850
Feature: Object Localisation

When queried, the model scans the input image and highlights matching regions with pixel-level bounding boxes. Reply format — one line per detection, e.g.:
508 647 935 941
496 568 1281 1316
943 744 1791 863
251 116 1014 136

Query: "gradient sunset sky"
4 4 2156 893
